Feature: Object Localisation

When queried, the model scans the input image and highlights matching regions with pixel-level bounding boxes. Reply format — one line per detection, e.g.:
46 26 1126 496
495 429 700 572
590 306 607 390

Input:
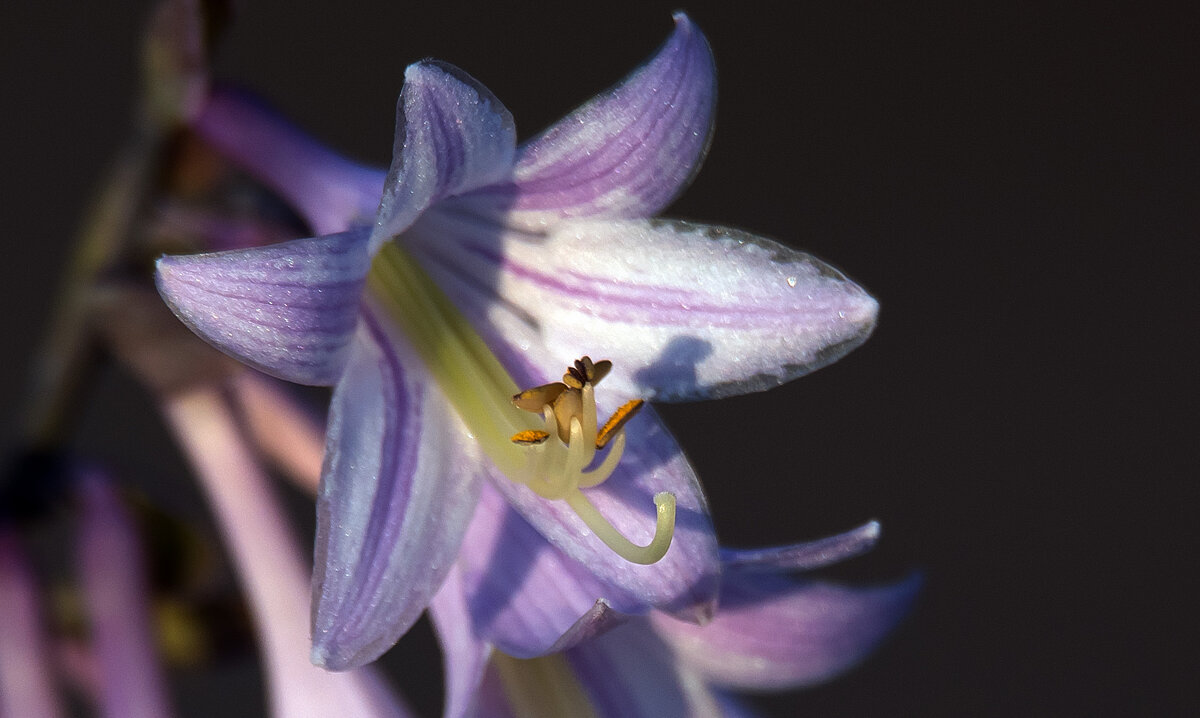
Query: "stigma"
509 357 676 565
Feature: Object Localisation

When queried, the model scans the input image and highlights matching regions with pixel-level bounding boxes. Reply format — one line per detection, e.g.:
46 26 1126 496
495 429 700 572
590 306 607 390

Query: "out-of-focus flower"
0 472 174 718
156 14 880 671
0 527 65 718
431 517 917 718
162 387 413 718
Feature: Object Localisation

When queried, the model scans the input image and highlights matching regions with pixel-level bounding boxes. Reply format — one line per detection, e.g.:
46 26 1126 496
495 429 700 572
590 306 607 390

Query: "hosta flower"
156 14 879 670
432 516 918 718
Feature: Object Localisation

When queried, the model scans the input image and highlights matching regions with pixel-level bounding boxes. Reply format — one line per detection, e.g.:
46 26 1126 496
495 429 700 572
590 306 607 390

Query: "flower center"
366 242 676 565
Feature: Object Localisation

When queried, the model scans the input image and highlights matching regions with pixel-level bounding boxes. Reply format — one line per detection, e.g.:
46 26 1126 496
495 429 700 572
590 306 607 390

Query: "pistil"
367 241 676 564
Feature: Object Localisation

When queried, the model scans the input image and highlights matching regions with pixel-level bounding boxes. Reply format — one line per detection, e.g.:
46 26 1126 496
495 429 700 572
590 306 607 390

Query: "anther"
508 356 676 564
595 399 644 450
511 429 550 445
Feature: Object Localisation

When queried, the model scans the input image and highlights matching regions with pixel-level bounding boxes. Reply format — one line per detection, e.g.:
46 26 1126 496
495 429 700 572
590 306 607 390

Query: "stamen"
564 489 676 565
511 430 550 445
577 431 626 488
367 244 676 564
595 399 644 450
512 383 566 413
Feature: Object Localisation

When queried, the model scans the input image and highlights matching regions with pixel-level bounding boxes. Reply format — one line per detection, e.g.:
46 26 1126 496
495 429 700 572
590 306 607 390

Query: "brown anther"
513 358 623 446
589 359 613 385
562 369 584 389
595 399 644 449
512 382 567 413
511 429 551 445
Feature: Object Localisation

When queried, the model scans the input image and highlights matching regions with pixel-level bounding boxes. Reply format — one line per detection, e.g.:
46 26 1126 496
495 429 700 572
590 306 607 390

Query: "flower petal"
429 565 492 718
311 315 482 670
651 571 921 690
0 529 64 718
193 87 385 234
76 474 172 718
370 62 516 253
468 667 517 718
498 13 715 222
565 620 725 718
162 388 413 718
155 228 370 386
720 521 882 572
457 483 635 658
408 214 878 401
484 403 720 622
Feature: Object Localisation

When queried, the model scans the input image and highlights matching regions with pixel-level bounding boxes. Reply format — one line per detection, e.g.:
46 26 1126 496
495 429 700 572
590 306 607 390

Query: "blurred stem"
21 129 163 448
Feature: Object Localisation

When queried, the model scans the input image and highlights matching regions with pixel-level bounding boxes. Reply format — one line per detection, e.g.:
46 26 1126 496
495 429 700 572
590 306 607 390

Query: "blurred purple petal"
76 475 172 718
469 666 517 718
652 571 921 690
485 403 719 622
503 13 715 221
194 87 384 234
458 483 634 658
408 216 877 402
0 529 64 718
713 692 762 718
163 388 412 718
566 621 725 718
371 62 516 252
312 316 482 670
155 228 370 386
720 521 882 572
429 565 492 718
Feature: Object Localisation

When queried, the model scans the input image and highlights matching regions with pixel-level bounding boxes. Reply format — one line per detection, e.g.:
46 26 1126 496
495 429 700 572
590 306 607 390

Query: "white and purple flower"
434 516 918 718
155 14 883 671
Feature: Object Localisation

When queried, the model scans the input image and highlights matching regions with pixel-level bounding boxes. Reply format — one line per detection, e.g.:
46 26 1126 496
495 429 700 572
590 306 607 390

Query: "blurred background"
2 1 1196 715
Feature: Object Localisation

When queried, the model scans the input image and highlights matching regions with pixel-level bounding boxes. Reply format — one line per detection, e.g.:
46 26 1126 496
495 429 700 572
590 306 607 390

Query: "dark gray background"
3 1 1196 716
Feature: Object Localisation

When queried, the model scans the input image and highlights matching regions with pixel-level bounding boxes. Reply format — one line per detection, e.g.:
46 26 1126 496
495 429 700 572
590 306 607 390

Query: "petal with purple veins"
651 571 921 690
407 214 878 402
497 13 716 223
155 228 370 386
484 403 720 622
457 483 636 658
311 315 482 670
371 62 516 252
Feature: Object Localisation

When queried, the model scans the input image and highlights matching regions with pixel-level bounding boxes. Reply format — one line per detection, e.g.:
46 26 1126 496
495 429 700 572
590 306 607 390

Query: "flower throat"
367 241 675 565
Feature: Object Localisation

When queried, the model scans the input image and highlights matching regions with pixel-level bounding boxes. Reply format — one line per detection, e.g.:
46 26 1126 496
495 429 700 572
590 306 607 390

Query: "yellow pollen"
596 399 644 450
511 429 550 445
367 244 676 565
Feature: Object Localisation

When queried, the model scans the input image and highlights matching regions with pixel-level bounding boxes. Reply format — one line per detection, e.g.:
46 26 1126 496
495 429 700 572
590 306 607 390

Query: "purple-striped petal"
312 315 482 670
0 529 64 718
651 571 921 690
155 228 370 386
162 388 413 718
484 403 720 623
720 521 882 572
429 565 492 718
409 214 878 402
565 620 724 718
457 483 636 658
498 13 715 222
76 475 172 718
370 62 516 253
193 87 385 234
